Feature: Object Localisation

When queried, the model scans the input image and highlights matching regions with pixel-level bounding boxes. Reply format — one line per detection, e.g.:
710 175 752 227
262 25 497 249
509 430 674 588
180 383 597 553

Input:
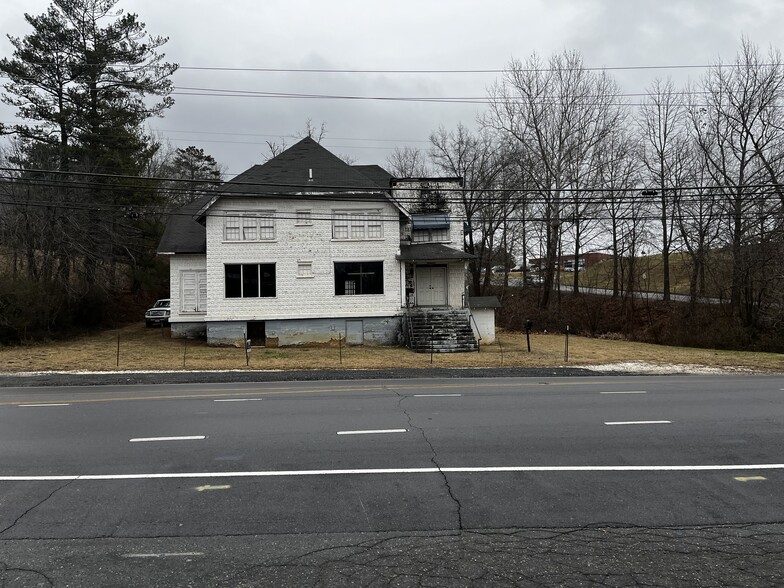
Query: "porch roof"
397 243 475 262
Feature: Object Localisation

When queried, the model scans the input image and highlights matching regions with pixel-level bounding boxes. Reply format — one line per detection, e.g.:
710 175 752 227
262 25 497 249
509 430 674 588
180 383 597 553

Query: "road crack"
392 387 464 531
0 479 76 538
0 561 54 587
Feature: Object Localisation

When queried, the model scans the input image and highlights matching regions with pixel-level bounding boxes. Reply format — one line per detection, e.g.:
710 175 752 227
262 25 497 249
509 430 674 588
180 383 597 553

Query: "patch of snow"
581 361 755 374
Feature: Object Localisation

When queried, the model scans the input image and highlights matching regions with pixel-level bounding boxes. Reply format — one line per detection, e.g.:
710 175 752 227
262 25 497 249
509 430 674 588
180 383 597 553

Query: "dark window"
242 264 259 298
260 264 276 297
334 262 383 295
225 263 276 298
225 264 242 298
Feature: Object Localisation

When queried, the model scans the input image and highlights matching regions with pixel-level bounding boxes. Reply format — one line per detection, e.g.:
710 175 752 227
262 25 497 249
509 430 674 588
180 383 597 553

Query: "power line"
2 166 782 197
0 195 771 225
173 63 781 74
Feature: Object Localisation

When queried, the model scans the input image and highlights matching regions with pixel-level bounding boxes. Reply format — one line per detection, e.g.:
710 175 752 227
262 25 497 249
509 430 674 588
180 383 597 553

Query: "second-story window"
332 210 383 240
224 212 275 241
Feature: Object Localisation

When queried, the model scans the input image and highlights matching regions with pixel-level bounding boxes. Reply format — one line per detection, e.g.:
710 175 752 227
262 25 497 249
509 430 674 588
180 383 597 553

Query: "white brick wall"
203 196 403 322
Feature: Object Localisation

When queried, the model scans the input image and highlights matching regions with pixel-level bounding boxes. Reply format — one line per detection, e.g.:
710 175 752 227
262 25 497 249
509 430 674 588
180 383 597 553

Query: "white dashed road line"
599 391 648 395
129 436 206 443
336 429 407 435
213 398 263 402
122 553 203 559
413 394 462 397
604 420 671 426
18 403 71 407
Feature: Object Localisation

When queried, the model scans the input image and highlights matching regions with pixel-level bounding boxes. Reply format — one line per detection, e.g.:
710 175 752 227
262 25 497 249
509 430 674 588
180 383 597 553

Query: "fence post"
564 325 569 362
339 332 343 365
183 338 187 368
116 334 120 368
430 325 434 364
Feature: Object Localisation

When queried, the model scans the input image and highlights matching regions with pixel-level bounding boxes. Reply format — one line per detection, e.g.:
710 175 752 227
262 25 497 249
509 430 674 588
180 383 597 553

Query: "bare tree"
484 50 625 308
386 146 430 177
638 78 690 302
690 39 784 325
429 124 504 294
674 146 722 305
595 128 641 297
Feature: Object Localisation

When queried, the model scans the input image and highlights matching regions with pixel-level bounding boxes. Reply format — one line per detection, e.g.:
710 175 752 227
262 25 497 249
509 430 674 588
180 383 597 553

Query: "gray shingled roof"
157 194 212 254
352 164 393 188
397 243 475 261
469 296 502 309
218 137 388 197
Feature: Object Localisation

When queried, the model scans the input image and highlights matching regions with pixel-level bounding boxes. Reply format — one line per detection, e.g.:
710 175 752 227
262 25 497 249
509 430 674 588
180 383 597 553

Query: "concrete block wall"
207 316 402 347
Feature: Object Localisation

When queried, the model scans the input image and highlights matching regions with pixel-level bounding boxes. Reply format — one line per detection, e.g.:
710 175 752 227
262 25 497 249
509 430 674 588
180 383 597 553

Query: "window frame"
334 261 384 296
224 263 276 298
295 209 313 226
331 210 384 241
412 227 450 243
296 261 314 278
224 211 276 242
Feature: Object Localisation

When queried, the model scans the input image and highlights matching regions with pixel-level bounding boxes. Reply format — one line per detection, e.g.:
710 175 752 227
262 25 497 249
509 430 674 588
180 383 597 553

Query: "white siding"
204 197 403 322
470 308 496 344
169 255 207 323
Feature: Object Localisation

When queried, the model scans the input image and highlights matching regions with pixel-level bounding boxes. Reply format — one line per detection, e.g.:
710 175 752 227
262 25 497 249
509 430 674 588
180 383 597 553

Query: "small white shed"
468 296 502 344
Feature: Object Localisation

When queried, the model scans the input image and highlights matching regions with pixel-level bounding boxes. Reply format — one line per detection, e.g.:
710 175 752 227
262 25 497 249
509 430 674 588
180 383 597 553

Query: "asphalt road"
1 374 783 586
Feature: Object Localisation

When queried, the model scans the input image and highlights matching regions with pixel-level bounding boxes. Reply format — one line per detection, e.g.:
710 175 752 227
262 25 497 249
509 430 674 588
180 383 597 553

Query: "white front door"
416 266 447 306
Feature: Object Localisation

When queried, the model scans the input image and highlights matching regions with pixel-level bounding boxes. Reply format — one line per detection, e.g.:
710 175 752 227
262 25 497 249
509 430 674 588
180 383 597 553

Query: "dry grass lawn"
0 324 781 373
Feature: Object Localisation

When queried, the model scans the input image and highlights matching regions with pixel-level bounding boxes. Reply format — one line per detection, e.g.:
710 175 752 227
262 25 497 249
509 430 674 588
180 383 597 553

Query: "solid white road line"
3 463 784 482
213 398 263 402
129 436 206 443
337 429 407 435
122 552 203 559
413 394 462 397
599 391 647 395
17 403 71 407
604 420 671 425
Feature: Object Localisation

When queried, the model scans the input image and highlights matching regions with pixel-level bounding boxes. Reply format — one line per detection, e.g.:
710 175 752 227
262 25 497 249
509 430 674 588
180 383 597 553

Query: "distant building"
527 252 612 272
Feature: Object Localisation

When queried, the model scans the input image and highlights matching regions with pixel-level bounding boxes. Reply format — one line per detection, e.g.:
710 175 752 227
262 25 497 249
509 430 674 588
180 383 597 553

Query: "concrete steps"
405 309 479 353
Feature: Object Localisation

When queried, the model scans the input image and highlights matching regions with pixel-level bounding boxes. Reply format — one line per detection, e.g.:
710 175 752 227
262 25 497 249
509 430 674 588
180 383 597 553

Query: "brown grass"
0 324 781 373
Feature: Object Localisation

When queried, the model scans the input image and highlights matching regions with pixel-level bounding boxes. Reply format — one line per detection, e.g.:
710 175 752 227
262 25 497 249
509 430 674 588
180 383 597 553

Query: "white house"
157 137 483 350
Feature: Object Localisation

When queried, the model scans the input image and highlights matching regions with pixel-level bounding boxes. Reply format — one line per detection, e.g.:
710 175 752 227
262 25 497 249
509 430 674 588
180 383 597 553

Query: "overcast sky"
2 0 784 177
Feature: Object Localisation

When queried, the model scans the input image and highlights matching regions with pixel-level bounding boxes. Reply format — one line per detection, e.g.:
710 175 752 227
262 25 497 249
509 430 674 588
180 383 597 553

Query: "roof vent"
308 168 313 182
